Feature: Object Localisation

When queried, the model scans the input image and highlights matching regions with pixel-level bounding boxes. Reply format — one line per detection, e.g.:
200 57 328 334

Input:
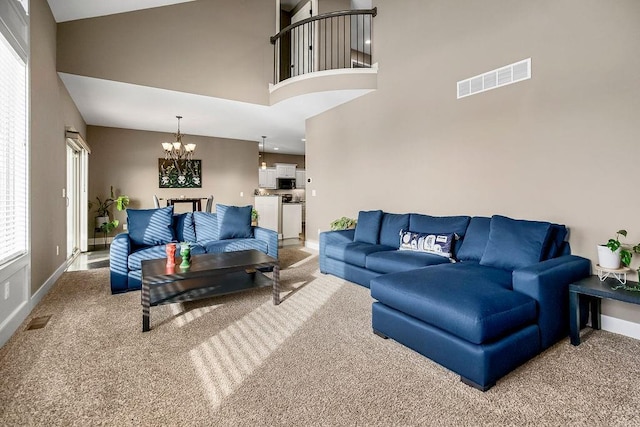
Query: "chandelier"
162 116 196 160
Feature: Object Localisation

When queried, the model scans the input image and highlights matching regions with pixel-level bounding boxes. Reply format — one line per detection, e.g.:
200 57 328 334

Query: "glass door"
66 143 81 258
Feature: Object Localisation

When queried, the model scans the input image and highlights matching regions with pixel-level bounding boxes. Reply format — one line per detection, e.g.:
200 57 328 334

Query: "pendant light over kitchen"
260 136 267 170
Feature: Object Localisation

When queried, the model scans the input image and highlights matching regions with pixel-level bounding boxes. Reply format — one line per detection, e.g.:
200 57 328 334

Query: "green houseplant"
330 216 357 231
89 186 130 234
597 229 640 269
251 208 259 226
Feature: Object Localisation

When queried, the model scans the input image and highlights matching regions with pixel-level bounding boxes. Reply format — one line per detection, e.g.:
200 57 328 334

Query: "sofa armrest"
512 255 591 349
253 226 278 260
110 233 132 294
319 229 356 273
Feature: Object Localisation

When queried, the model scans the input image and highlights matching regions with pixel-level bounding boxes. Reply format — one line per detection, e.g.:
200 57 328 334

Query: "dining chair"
153 195 160 208
205 195 214 213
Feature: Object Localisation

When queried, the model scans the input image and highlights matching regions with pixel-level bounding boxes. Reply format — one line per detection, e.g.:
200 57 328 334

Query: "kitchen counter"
282 203 302 239
254 195 281 233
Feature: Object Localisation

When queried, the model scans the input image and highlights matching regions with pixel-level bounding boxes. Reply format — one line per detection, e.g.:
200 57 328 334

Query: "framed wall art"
158 158 202 188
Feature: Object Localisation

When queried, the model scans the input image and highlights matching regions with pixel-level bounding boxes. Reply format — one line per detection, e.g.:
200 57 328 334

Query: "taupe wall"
30 0 86 294
306 1 640 322
87 126 259 232
56 1 274 105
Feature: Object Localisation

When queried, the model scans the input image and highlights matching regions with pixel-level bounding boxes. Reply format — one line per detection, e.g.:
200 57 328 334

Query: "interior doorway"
66 144 80 258
277 0 318 80
65 130 90 259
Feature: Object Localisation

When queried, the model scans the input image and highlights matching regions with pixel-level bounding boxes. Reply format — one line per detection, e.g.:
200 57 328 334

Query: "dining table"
165 197 206 211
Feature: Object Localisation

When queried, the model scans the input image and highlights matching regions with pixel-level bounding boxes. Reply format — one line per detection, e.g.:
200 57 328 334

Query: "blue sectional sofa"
319 210 591 391
110 205 278 294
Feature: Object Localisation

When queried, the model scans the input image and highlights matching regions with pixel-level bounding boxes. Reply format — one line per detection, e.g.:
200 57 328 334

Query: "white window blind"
0 33 27 266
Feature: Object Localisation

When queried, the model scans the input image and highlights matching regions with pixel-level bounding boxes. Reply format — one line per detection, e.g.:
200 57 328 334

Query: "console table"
569 275 640 346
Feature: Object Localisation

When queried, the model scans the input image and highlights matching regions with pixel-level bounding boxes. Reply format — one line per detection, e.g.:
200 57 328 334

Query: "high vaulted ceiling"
47 0 372 155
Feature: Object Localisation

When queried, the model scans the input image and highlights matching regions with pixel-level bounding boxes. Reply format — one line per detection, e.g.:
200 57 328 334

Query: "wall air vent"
457 58 531 99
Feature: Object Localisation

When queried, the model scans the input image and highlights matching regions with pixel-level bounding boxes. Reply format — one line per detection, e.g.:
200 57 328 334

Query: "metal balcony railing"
270 8 377 85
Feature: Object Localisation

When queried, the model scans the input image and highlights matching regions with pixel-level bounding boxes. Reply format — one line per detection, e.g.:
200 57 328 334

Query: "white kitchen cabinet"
274 163 296 178
282 203 302 239
295 169 306 189
258 167 277 189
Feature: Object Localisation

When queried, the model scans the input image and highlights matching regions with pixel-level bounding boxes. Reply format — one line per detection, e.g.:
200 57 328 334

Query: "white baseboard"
0 300 30 349
306 239 319 251
0 260 67 349
31 260 67 307
600 314 640 340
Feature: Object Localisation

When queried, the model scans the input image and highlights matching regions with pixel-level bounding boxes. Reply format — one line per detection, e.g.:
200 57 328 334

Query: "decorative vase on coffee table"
165 243 176 267
180 242 191 268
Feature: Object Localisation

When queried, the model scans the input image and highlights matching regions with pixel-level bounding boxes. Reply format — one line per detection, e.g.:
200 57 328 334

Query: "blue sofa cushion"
370 263 536 344
325 241 395 268
409 214 470 236
173 212 197 242
217 204 253 240
379 213 410 248
127 206 175 247
128 245 169 271
201 238 268 254
193 212 219 241
480 215 551 271
365 250 451 274
399 230 455 258
354 210 383 244
457 217 491 262
542 224 568 260
409 214 471 255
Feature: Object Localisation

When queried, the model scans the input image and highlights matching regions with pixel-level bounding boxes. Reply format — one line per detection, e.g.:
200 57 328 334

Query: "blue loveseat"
319 211 591 390
110 205 278 294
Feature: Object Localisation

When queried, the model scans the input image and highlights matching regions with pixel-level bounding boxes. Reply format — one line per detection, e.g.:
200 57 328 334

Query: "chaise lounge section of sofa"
319 210 591 390
110 205 278 294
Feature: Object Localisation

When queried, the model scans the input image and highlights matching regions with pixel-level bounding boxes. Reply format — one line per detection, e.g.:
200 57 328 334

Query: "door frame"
65 130 90 254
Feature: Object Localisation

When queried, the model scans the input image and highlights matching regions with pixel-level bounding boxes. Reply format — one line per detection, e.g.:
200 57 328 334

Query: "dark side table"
569 275 640 345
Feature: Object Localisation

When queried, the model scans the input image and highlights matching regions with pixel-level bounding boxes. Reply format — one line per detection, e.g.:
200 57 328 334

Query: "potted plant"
330 217 357 231
100 219 120 235
89 186 130 231
251 208 259 226
597 230 640 269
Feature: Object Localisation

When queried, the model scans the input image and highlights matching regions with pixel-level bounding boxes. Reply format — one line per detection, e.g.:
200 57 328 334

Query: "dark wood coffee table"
141 250 280 332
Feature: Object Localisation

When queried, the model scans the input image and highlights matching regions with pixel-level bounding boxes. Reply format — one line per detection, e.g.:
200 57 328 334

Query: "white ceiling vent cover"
457 58 531 99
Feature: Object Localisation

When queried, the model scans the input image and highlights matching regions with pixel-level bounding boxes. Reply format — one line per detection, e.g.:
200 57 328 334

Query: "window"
0 2 28 266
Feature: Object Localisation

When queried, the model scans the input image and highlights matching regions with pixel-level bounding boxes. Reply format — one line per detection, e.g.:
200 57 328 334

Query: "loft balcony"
269 8 378 105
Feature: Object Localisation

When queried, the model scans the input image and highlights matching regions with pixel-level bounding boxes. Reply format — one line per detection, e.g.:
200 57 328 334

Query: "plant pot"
95 216 109 230
597 245 621 269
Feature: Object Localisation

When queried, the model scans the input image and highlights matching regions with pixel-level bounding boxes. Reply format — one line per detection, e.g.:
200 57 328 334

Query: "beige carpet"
1 247 640 426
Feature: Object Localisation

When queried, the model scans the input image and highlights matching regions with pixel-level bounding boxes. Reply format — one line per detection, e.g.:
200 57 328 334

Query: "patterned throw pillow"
398 230 456 259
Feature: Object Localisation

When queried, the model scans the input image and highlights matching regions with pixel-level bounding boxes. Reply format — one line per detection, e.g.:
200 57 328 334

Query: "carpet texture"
1 247 640 426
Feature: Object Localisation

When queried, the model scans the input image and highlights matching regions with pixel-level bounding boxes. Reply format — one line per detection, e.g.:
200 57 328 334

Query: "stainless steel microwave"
277 178 296 190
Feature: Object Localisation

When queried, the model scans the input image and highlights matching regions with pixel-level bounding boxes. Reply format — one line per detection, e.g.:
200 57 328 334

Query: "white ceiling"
47 0 197 22
60 73 372 155
49 0 373 155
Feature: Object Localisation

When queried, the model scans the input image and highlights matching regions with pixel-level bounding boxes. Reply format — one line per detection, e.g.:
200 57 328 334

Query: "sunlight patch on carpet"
168 303 224 328
189 273 344 409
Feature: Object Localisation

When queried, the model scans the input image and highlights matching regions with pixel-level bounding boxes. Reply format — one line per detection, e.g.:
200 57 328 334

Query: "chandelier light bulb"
161 115 195 160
